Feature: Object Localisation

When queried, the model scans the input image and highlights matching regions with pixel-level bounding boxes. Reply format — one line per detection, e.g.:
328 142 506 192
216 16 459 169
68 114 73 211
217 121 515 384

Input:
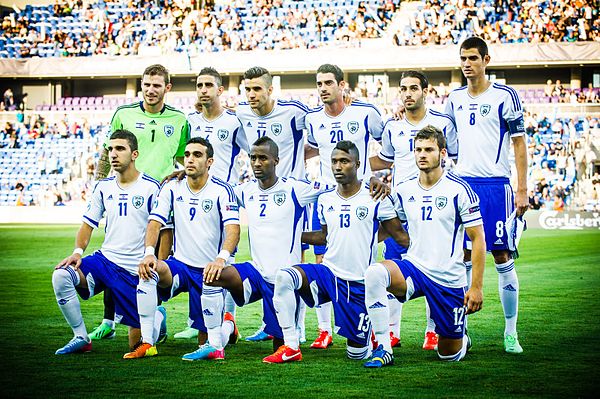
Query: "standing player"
199 136 331 360
304 64 384 349
236 66 311 342
90 64 189 341
136 137 240 360
52 130 166 357
369 70 457 350
363 126 485 368
266 141 409 363
445 37 528 354
174 67 249 340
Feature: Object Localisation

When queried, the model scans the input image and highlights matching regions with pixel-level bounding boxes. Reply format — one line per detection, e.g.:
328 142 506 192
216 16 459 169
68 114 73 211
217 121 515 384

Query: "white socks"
224 290 236 315
347 344 372 360
273 268 302 350
425 299 436 333
316 301 332 334
496 260 519 336
437 334 470 362
137 275 158 344
387 293 402 337
364 263 392 352
52 267 88 339
201 286 224 350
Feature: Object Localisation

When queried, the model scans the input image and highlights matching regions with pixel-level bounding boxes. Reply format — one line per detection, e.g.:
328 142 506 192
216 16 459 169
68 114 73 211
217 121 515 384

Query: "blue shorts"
391 259 467 339
77 251 140 328
383 222 409 259
296 263 370 346
160 257 207 332
311 203 326 255
462 177 513 251
232 262 286 339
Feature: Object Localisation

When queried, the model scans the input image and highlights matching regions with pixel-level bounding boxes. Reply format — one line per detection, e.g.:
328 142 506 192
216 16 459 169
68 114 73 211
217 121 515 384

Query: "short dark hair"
460 36 488 58
252 136 279 158
110 129 138 152
187 137 214 159
143 64 170 85
400 70 429 90
243 66 272 86
317 64 344 84
414 125 446 150
334 140 359 160
198 67 222 87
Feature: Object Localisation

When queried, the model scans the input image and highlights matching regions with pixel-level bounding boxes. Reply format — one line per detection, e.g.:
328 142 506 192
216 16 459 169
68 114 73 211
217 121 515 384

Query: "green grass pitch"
0 225 599 398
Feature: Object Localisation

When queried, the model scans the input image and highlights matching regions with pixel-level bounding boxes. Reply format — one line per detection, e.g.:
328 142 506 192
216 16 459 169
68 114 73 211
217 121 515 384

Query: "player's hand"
515 190 529 217
203 258 226 284
160 170 185 185
55 253 82 270
369 176 390 200
393 105 405 120
138 255 157 281
464 287 483 315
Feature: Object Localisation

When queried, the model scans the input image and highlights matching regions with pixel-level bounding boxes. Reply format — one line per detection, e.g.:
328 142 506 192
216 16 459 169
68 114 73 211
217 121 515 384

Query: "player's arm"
95 147 111 179
157 229 173 260
203 224 240 284
304 144 319 159
55 223 94 270
175 120 190 167
138 220 162 281
301 224 327 246
369 156 392 172
380 217 409 247
512 135 528 217
464 224 485 314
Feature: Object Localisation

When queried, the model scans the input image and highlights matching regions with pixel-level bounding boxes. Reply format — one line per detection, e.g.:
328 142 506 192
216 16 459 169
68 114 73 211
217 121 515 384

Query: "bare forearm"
369 156 392 172
95 149 111 180
157 229 173 260
301 231 326 245
468 229 485 290
222 224 241 254
513 137 528 193
75 223 94 251
145 220 162 248
304 144 319 160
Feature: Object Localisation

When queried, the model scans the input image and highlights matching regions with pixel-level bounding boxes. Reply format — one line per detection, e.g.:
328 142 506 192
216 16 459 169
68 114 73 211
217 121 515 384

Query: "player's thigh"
155 259 174 288
381 259 409 298
76 253 112 298
292 264 311 293
211 264 245 303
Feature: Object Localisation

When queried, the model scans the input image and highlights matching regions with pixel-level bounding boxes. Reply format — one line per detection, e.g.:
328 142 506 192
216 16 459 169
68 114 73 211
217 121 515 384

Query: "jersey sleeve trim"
82 215 99 228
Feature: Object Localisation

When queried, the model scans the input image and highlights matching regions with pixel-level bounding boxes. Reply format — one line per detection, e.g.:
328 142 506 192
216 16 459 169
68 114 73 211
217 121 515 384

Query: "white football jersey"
83 173 160 274
378 109 457 185
318 184 397 281
188 109 249 184
306 101 384 184
150 176 239 268
394 172 482 288
445 83 525 178
234 177 330 283
236 99 309 179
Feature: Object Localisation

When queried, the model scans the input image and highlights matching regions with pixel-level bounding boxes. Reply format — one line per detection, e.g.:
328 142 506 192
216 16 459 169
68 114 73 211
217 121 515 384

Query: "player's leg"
52 263 93 354
382 235 408 348
88 289 116 341
493 249 522 354
422 298 438 350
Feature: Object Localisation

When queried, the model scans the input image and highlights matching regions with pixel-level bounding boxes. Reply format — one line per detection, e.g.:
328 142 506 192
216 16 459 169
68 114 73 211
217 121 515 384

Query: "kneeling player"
137 137 240 360
52 130 166 357
202 136 331 360
364 126 485 367
267 141 409 363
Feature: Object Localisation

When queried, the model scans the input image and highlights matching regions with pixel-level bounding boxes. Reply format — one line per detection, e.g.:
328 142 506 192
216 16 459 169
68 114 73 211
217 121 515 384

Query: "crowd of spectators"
393 0 600 46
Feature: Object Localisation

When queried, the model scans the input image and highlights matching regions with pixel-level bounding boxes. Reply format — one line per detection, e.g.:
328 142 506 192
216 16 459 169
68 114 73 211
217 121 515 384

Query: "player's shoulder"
445 172 478 200
318 186 337 199
306 105 324 116
163 104 186 117
140 173 161 190
225 109 237 117
491 83 522 108
187 110 201 119
383 116 402 130
394 176 418 192
447 85 468 99
210 175 236 198
113 101 142 115
427 108 453 123
350 100 381 115
276 98 310 112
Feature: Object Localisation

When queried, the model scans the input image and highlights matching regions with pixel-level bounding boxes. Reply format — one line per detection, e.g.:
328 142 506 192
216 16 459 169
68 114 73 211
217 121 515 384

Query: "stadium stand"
1 0 598 59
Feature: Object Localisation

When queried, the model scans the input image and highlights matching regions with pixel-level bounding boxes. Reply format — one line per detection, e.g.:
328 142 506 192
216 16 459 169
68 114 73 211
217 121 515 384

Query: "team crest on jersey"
273 192 286 206
164 125 175 137
479 104 491 117
435 196 447 210
271 123 283 136
202 199 213 212
356 206 369 220
132 195 144 209
347 121 359 134
217 129 229 141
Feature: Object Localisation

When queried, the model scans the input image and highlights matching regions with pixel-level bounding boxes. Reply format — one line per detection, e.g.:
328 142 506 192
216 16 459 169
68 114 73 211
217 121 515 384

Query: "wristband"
73 248 84 256
144 246 156 257
217 250 230 261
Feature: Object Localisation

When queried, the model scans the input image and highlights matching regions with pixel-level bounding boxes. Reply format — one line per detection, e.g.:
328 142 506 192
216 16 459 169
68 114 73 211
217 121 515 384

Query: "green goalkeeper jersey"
107 101 189 180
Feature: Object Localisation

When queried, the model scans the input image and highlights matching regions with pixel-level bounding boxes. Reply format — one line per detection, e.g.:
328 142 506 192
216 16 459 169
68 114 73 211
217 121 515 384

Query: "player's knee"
492 251 511 264
365 263 389 288
275 267 302 292
346 343 371 360
437 337 467 362
52 267 78 292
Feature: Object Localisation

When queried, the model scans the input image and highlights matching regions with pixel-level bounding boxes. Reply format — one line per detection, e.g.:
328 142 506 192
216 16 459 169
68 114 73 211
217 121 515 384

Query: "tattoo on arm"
95 149 111 180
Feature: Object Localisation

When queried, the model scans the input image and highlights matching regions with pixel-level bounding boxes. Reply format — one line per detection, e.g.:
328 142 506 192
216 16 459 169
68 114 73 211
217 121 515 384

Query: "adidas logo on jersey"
369 301 386 309
327 206 334 212
408 196 415 202
319 124 326 130
246 122 252 127
107 194 113 200
457 105 463 111
176 196 184 202
149 120 157 125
